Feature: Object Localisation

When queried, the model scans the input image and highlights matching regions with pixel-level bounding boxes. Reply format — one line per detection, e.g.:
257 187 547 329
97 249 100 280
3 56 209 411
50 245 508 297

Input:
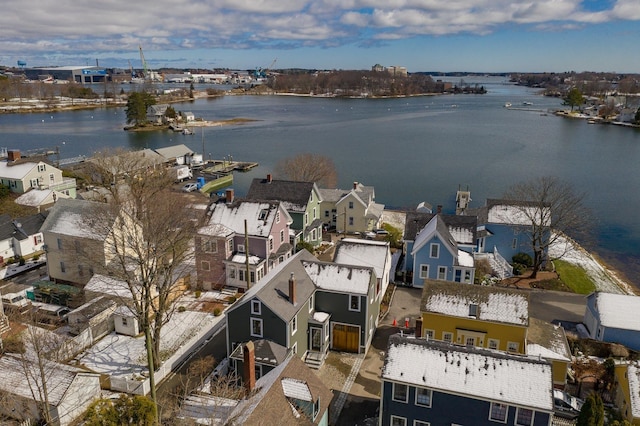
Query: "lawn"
554 259 597 294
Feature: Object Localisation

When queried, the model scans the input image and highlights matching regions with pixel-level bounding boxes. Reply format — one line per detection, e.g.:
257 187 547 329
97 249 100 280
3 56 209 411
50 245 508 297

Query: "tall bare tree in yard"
80 149 200 421
275 153 338 188
503 176 591 278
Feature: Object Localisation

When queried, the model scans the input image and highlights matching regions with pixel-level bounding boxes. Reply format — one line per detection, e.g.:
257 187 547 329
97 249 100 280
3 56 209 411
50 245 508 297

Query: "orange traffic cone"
392 318 397 327
405 318 410 328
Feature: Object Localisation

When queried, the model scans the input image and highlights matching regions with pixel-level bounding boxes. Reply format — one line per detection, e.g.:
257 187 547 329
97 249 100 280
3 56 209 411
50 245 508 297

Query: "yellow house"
614 362 640 425
526 317 572 389
419 280 529 354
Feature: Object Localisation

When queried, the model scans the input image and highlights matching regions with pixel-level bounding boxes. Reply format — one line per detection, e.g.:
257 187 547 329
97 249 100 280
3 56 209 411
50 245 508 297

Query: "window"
250 271 255 283
437 266 447 280
251 300 261 315
122 317 128 327
512 238 518 249
229 267 236 279
507 342 519 352
269 236 274 251
348 201 354 209
392 383 408 403
348 217 354 226
49 173 55 183
430 243 439 258
202 239 217 253
349 295 360 312
258 209 268 220
238 244 245 253
312 229 317 241
305 213 308 225
414 422 430 426
276 210 280 223
280 229 285 243
466 337 476 346
464 270 472 283
60 261 66 273
313 397 320 420
415 387 432 407
250 318 263 337
325 210 329 218
313 207 316 219
292 342 298 354
443 332 453 343
454 269 462 282
419 264 429 279
424 329 434 339
228 239 234 252
488 339 499 350
201 260 210 271
291 315 297 335
254 364 262 380
57 238 63 249
38 164 46 172
469 304 478 317
308 294 314 312
515 408 533 426
489 402 508 423
391 416 407 426
239 269 245 282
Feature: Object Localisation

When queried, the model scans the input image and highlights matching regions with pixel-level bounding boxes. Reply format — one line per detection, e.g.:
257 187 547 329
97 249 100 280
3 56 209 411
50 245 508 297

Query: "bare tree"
502 176 591 278
80 149 201 420
274 153 338 188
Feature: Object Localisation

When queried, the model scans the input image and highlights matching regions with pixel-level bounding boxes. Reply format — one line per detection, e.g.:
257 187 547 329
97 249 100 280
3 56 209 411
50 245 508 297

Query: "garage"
332 323 360 353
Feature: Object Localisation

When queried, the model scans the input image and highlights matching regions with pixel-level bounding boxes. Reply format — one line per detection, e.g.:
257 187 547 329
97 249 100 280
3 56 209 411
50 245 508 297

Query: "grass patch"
554 259 596 294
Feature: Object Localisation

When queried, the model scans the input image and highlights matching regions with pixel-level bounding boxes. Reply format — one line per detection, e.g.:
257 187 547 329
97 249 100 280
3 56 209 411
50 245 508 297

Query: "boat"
523 101 533 106
182 128 193 135
504 103 512 108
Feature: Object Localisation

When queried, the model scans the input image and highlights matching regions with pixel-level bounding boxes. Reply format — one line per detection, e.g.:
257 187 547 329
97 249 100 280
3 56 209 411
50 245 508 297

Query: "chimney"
437 205 442 214
289 272 296 305
266 174 273 183
7 150 20 162
415 317 423 339
353 181 358 190
225 188 234 204
243 341 256 394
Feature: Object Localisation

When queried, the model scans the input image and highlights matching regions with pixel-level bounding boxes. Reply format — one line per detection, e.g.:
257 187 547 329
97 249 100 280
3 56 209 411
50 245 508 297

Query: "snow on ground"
79 310 219 379
549 233 635 295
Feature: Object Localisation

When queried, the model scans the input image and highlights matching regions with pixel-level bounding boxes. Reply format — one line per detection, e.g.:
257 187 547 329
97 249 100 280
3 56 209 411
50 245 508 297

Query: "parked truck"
173 165 193 182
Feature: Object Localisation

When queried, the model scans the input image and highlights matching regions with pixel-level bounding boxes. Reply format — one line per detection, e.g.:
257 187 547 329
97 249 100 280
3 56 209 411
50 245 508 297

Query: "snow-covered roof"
154 144 194 161
628 363 640 418
421 281 529 326
312 311 330 323
457 250 474 267
333 238 389 281
206 200 287 238
40 198 110 239
590 292 640 331
383 335 553 411
526 318 571 362
486 200 551 227
15 189 70 207
0 353 97 406
229 253 263 265
85 274 135 300
0 160 42 180
302 260 373 295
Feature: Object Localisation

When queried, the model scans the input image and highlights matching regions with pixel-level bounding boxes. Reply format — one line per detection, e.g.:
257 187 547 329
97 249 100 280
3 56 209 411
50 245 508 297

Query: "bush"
18 256 25 266
194 290 201 298
213 307 222 316
512 252 533 267
177 306 186 313
296 241 315 254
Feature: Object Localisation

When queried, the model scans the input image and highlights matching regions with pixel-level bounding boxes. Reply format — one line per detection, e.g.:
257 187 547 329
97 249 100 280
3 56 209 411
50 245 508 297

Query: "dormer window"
469 303 478 317
259 209 268 220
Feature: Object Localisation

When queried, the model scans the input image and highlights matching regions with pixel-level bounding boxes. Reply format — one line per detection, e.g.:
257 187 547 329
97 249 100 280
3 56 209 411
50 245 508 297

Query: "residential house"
196 194 293 290
180 349 332 426
0 354 101 426
146 103 170 124
419 280 529 354
15 188 71 212
0 151 76 196
246 175 323 247
154 144 194 166
226 249 379 372
319 181 384 234
333 238 392 303
403 214 476 287
380 334 554 426
40 198 110 285
583 292 640 351
66 295 117 337
527 318 572 389
473 198 551 273
0 212 47 263
613 361 640 425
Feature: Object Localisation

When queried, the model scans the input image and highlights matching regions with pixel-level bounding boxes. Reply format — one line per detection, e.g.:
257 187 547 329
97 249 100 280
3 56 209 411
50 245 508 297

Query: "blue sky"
1 0 638 73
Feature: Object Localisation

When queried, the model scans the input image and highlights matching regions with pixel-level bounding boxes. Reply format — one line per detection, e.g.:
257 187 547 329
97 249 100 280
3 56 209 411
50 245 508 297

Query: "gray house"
225 249 379 372
584 292 640 351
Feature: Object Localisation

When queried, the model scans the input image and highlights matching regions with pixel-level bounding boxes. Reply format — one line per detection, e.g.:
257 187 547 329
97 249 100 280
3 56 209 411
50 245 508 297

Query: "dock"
203 160 258 174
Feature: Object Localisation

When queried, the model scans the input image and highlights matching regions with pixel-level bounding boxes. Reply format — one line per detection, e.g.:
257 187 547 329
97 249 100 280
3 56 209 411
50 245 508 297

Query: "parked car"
374 228 389 235
182 182 198 192
36 303 71 325
1 292 33 314
553 389 583 419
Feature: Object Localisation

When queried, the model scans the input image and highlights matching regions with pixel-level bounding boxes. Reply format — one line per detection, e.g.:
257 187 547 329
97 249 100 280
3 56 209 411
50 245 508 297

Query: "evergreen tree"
125 91 156 126
577 393 604 426
564 87 585 111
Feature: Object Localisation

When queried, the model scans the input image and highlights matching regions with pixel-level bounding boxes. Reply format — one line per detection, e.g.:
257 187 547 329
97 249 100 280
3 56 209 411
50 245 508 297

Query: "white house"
0 152 76 196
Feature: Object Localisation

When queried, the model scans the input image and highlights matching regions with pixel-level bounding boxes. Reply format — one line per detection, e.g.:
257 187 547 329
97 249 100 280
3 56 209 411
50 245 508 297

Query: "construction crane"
254 58 277 79
139 45 150 80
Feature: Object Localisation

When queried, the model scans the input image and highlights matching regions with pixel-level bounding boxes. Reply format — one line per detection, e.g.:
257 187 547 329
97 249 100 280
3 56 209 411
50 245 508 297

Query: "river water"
2 77 639 287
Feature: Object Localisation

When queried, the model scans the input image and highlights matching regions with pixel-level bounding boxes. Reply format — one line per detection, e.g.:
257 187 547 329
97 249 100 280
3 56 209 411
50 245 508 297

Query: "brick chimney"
225 188 234 203
243 341 256 394
267 174 273 183
353 181 358 190
289 272 296 305
437 205 443 214
415 317 423 339
7 150 21 162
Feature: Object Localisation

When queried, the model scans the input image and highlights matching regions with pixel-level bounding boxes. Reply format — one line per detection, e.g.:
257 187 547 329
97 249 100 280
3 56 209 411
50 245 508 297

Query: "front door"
311 327 322 351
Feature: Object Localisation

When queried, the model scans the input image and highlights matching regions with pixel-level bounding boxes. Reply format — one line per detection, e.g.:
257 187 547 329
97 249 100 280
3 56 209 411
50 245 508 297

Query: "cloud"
0 0 636 65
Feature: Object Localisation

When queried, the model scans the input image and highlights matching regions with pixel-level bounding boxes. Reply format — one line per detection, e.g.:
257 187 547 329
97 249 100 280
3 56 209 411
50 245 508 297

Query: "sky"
1 0 639 73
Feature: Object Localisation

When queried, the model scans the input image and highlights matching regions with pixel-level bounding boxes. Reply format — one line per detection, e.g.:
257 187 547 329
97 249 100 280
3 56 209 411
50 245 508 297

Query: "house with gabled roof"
0 353 101 426
613 361 640 425
333 238 392 303
419 280 529 354
584 292 640 351
196 194 293 290
379 334 554 426
404 214 475 287
15 188 71 212
154 143 194 165
527 318 572 389
0 212 47 263
0 151 76 196
225 249 379 371
246 175 323 247
319 181 384 234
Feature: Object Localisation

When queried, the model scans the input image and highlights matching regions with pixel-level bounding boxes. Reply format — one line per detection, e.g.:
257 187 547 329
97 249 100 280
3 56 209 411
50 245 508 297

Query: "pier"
203 160 258 174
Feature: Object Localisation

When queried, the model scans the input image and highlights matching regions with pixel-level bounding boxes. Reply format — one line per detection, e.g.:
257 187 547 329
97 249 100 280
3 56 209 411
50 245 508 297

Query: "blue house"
380 334 554 426
403 214 475 287
583 292 640 351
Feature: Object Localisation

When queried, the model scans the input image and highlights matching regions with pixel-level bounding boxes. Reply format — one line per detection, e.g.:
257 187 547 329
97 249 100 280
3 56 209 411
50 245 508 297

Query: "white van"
36 303 71 324
1 292 32 314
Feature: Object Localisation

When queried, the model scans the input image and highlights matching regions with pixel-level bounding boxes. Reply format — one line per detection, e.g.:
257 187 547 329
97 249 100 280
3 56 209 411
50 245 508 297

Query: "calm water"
2 77 640 286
